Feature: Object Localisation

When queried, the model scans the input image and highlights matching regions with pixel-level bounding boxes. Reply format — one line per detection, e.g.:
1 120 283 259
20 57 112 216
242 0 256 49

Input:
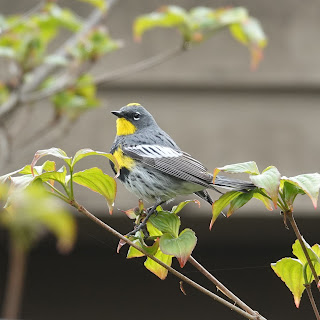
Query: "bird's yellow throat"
116 118 137 136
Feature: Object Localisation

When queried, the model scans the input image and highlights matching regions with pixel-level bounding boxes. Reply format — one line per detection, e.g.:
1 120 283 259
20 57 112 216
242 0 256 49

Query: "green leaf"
146 221 163 237
77 0 107 11
171 199 200 214
312 244 320 258
35 166 67 187
253 192 273 211
31 148 71 171
44 54 69 66
281 173 320 209
210 191 242 229
230 17 267 70
134 6 188 42
160 228 197 268
45 3 82 32
127 239 145 259
292 239 320 284
213 161 259 182
0 46 16 58
227 190 254 217
271 258 305 308
71 148 119 175
149 211 180 238
72 167 116 214
144 247 172 280
281 181 305 210
250 166 281 208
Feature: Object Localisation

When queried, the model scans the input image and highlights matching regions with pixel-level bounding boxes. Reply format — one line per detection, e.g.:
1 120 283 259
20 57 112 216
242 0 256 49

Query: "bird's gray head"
111 103 157 135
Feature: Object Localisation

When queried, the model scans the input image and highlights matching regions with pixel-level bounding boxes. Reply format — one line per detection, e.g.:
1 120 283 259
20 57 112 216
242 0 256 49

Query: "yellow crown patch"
126 102 141 106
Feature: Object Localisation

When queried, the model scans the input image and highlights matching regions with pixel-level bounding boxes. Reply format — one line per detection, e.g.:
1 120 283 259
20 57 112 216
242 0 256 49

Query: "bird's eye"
133 112 140 120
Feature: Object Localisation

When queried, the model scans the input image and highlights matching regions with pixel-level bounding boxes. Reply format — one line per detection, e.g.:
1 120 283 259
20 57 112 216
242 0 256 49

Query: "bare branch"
71 200 265 320
95 45 185 85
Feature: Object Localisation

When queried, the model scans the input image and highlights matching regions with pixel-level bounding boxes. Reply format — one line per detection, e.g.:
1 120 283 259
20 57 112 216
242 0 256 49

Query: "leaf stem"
305 284 320 320
286 211 320 289
44 181 69 201
69 200 265 320
188 256 265 319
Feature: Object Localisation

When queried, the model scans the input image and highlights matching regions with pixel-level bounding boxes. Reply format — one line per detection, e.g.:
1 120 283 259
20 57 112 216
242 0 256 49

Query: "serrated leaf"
227 190 253 217
210 191 242 229
144 247 172 280
73 167 116 214
281 173 320 209
213 161 259 182
271 258 305 308
292 239 320 284
171 199 200 214
149 211 180 238
160 228 197 268
253 192 273 211
71 148 119 175
31 148 71 172
250 166 280 208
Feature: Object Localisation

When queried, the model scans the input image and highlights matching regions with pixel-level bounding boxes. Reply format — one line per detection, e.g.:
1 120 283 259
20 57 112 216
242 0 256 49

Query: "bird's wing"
122 144 212 187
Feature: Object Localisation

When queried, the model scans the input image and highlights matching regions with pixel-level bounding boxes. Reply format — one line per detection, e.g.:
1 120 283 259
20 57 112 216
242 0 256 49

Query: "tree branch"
305 284 320 320
188 256 265 320
95 45 185 85
69 200 266 320
0 0 118 121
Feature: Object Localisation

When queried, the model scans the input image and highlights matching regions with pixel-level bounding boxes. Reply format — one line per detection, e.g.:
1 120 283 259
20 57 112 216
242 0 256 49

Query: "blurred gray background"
1 0 320 319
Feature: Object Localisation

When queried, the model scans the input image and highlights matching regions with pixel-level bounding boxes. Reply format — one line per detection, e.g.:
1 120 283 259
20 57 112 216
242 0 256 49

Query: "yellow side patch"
116 118 137 136
113 148 135 169
126 102 141 106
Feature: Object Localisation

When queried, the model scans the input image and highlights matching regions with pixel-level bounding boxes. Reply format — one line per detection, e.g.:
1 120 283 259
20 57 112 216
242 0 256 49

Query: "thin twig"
95 45 185 85
2 237 28 319
69 200 265 320
286 211 320 289
305 284 320 320
0 1 45 37
188 256 266 320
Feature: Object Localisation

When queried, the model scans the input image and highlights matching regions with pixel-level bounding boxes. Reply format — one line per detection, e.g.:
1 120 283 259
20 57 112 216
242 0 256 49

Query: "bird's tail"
212 175 256 192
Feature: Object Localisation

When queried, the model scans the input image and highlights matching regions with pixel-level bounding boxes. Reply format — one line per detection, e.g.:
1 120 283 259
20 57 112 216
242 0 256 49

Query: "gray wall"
2 0 320 216
1 2 320 320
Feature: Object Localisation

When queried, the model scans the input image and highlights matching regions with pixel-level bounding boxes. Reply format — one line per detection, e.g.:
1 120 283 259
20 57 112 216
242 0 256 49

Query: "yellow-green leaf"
73 167 116 214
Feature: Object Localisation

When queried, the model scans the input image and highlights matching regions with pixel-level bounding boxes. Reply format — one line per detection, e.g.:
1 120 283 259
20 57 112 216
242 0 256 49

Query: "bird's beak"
111 110 122 118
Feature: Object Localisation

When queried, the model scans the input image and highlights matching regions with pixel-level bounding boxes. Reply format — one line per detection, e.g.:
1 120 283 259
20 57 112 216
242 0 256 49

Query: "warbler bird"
109 103 254 224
